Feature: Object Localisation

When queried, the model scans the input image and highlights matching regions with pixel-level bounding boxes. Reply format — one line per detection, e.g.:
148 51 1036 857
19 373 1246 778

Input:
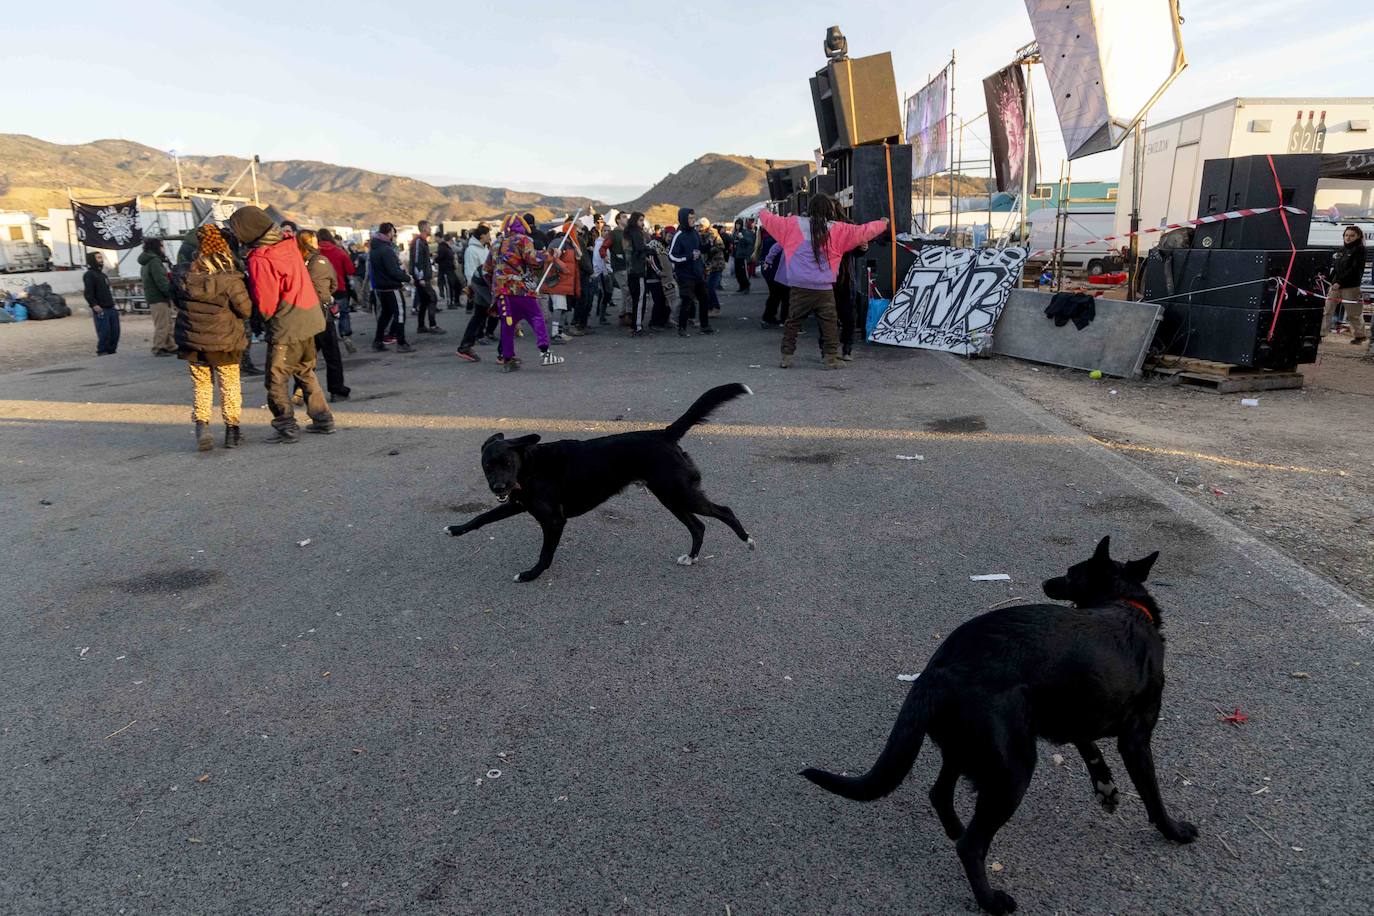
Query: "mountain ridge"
0 134 600 226
0 135 799 229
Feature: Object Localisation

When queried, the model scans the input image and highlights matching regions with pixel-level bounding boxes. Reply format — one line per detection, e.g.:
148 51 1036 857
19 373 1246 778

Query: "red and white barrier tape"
1277 276 1369 304
1026 206 1308 259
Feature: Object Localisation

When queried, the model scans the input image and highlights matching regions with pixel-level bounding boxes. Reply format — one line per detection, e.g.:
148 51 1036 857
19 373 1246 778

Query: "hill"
0 135 599 227
618 154 807 226
619 154 1000 227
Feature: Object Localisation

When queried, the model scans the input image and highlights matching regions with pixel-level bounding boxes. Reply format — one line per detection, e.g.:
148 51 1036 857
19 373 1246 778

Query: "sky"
4 0 1370 198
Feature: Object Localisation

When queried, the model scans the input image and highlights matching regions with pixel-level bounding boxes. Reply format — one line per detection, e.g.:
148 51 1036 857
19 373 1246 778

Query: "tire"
1086 259 1105 277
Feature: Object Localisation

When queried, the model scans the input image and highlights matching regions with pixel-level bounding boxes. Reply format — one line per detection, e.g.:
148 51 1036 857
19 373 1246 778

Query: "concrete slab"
993 288 1162 377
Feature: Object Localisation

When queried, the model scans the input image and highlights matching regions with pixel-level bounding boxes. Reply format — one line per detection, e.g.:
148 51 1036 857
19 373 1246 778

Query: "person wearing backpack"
455 223 494 362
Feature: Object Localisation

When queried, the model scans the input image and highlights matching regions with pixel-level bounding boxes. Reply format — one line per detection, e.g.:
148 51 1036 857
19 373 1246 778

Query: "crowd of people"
82 195 889 449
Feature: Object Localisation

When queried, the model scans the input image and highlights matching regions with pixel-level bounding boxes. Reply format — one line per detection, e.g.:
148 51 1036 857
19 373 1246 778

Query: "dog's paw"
676 554 696 567
746 536 756 551
1163 818 1199 844
1094 780 1120 813
443 525 466 538
513 569 541 583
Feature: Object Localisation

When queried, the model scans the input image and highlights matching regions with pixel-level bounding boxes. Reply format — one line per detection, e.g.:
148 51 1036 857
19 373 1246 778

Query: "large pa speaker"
809 172 838 198
1193 154 1319 251
810 52 902 153
766 164 813 202
1144 246 1332 368
848 143 913 298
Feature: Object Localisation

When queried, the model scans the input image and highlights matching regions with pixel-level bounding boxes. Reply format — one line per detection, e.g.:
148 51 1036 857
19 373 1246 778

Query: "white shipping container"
1115 98 1374 249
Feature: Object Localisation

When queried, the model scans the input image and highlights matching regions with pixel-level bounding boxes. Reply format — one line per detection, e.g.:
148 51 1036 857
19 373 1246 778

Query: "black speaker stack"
804 30 911 298
1144 153 1332 368
1193 154 1319 250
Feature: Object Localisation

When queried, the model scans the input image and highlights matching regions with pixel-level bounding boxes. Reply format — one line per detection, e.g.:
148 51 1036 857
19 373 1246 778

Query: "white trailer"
1115 97 1374 250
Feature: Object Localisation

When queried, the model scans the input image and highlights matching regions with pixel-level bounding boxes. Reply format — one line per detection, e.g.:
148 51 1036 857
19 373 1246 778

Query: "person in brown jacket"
297 230 349 401
173 225 253 450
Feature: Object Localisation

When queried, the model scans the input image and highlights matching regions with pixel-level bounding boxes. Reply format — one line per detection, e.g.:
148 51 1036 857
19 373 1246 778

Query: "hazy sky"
5 1 1369 195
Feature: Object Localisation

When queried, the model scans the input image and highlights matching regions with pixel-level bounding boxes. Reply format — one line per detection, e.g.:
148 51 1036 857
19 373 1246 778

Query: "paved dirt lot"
2 295 1371 914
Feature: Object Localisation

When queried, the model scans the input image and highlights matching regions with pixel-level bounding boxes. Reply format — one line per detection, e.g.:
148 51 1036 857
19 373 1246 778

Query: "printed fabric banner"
72 198 143 250
906 70 949 179
868 246 1030 355
983 64 1038 194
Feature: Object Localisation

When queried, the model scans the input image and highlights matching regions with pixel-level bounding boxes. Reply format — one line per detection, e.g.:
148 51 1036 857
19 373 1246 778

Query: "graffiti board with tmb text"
868 246 1029 355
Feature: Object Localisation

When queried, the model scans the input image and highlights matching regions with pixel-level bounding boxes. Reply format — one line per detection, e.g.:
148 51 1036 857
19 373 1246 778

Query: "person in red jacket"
228 205 333 443
316 228 357 352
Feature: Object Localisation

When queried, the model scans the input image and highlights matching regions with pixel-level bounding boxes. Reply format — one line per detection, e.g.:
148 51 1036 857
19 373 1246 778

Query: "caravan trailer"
1116 98 1374 251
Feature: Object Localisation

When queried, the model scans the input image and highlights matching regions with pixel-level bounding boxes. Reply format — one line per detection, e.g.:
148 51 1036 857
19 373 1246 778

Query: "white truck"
1115 97 1374 251
1026 209 1120 276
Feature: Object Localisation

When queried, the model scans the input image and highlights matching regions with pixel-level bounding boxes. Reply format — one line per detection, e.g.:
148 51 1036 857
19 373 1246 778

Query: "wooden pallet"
1146 356 1304 393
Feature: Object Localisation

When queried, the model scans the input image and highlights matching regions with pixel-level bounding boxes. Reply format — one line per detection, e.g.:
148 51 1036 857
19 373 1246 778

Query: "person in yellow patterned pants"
174 225 254 450
190 363 242 428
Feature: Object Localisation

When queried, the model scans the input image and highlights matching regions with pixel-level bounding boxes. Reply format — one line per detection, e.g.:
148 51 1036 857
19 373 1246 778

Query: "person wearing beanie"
173 224 253 450
483 213 564 370
697 217 726 316
228 205 333 443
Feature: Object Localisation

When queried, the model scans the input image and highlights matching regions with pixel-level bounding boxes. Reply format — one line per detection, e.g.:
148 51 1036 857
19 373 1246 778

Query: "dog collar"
1121 599 1154 624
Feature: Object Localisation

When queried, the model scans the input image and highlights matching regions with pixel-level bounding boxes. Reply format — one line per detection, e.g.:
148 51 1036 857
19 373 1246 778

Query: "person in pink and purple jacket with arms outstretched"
757 195 887 369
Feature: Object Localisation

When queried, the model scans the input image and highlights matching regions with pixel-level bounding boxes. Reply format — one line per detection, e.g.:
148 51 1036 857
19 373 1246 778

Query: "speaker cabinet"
1193 154 1319 251
811 53 902 153
809 173 838 197
1144 247 1332 367
848 143 913 297
766 164 813 202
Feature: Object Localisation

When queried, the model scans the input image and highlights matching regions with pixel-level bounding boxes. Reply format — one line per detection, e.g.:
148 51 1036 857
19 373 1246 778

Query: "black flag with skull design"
72 198 144 249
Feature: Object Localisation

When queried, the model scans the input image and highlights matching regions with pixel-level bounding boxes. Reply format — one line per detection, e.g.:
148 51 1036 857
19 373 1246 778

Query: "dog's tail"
801 682 928 802
664 383 752 442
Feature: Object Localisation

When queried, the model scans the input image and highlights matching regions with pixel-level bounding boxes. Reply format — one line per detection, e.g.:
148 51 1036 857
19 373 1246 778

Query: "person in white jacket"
463 230 490 289
455 225 495 361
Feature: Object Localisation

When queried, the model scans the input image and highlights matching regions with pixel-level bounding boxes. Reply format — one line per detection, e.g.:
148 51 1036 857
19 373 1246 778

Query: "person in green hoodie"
139 238 176 355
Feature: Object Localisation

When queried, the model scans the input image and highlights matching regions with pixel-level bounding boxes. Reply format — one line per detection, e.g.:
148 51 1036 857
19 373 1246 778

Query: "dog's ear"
483 432 505 448
507 434 541 449
1123 551 1159 583
1093 536 1112 563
